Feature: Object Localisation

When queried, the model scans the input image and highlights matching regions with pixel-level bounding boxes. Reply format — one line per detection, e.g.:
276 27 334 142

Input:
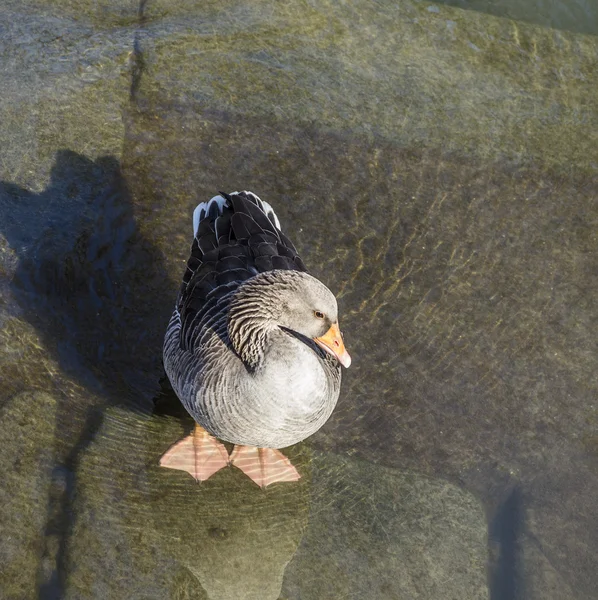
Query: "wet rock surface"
281 451 488 600
1 0 597 598
0 391 58 600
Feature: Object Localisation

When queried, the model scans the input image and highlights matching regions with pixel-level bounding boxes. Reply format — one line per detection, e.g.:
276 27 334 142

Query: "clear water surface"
1 1 597 599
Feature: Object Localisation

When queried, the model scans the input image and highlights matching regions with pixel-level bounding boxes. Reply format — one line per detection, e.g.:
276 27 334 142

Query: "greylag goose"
160 191 351 487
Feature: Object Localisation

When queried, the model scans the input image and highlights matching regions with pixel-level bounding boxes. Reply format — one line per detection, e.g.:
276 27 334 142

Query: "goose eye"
314 310 325 319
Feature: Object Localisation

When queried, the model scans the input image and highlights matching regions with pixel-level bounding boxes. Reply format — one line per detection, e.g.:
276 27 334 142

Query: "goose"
160 191 350 487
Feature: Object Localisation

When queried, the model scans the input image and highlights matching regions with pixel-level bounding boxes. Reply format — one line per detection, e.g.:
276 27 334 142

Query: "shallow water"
1 1 597 599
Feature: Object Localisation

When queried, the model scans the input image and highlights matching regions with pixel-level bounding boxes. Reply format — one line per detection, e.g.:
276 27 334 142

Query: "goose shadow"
1 149 311 600
0 149 175 597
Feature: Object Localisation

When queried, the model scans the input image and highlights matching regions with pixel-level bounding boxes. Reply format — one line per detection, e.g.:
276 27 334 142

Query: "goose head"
228 270 351 369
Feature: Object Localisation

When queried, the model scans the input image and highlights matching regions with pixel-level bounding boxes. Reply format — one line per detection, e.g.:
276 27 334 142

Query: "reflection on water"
1 0 597 598
70 402 311 600
433 0 598 37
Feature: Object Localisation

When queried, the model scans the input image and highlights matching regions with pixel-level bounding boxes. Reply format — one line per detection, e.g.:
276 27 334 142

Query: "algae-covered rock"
0 3 131 192
282 451 488 600
66 405 310 599
0 391 58 600
132 0 598 173
60 403 489 600
121 103 598 597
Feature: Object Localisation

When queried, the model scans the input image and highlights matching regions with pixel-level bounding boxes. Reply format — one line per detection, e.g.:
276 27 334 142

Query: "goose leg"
160 424 229 482
230 445 301 488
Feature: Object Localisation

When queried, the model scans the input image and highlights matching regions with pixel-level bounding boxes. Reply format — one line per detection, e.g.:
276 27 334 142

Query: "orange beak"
314 323 351 368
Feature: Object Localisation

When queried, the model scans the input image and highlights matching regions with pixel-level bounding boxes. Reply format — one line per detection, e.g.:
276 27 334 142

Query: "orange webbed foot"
230 445 300 488
160 424 229 482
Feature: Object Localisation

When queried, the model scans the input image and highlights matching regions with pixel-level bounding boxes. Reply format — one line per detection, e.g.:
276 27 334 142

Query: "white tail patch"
193 194 228 237
192 191 282 237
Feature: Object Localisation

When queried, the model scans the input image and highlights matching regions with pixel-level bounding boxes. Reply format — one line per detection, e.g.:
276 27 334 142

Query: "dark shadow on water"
489 485 525 600
432 0 598 37
0 149 175 597
38 410 100 600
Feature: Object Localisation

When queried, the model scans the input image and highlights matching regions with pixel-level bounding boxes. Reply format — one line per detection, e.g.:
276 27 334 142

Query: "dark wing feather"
231 192 279 235
215 268 255 286
215 212 231 244
215 256 247 272
254 242 278 257
272 255 295 270
254 256 273 272
231 212 265 239
219 245 250 259
277 230 299 254
276 243 295 258
294 255 308 271
177 192 308 351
